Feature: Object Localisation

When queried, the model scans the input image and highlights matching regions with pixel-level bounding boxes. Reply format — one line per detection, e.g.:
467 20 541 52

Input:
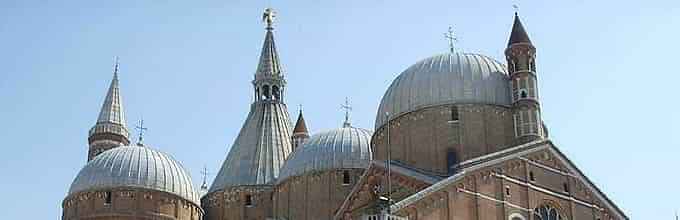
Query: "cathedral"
61 8 628 220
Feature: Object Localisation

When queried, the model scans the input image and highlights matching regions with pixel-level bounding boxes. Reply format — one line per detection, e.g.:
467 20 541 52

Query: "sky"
0 0 678 219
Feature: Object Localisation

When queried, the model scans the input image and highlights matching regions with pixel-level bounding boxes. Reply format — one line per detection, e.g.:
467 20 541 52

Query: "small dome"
375 52 511 129
278 126 372 182
68 146 199 205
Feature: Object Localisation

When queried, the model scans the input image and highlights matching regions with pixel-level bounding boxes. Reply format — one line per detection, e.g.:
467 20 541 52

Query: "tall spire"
255 8 283 78
507 13 532 46
87 57 130 161
96 57 127 125
506 12 543 143
209 8 294 193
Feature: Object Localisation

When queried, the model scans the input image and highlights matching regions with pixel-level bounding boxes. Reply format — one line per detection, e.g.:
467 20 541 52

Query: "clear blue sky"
1 0 677 219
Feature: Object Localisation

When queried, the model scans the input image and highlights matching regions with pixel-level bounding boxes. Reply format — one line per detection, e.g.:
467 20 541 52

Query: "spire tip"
263 8 276 30
113 56 120 79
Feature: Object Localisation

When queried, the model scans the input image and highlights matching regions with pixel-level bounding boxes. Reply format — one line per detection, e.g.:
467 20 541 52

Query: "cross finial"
200 165 210 190
443 26 457 53
513 4 520 15
298 104 303 114
263 8 276 29
135 118 148 145
341 97 353 128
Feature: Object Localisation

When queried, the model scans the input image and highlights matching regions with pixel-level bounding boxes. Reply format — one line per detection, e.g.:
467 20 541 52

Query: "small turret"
292 108 309 149
506 13 544 142
87 58 130 161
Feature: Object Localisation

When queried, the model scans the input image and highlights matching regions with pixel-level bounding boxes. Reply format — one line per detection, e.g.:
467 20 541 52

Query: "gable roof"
333 160 442 219
390 139 628 220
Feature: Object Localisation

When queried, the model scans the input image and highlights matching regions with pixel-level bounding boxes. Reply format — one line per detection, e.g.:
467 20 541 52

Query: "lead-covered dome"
375 52 511 129
278 126 372 182
68 145 200 205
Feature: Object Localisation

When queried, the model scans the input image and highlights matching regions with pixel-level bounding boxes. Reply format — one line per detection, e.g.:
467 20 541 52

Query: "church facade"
62 8 627 220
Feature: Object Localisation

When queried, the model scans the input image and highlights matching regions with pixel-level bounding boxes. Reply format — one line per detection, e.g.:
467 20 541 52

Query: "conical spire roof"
209 103 293 191
255 26 283 77
507 13 532 46
209 9 294 192
87 60 130 161
96 63 127 126
293 109 309 134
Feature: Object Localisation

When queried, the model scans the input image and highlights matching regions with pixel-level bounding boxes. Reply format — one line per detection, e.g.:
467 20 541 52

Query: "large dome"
68 145 200 205
375 52 511 129
278 126 372 182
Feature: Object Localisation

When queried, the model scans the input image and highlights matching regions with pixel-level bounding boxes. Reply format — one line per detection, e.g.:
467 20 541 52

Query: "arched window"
342 170 351 185
272 86 280 100
450 106 459 121
533 204 563 220
262 85 270 99
519 89 528 99
104 191 112 205
244 194 253 207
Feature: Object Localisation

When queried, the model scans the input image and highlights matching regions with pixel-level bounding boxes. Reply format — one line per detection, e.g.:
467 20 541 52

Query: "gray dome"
278 126 372 182
375 52 511 129
68 146 199 205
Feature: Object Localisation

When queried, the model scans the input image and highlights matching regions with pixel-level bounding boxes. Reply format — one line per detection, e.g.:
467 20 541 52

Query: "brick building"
63 8 628 220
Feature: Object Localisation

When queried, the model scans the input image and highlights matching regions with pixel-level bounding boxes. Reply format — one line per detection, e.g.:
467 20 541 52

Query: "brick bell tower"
87 58 131 161
506 13 544 143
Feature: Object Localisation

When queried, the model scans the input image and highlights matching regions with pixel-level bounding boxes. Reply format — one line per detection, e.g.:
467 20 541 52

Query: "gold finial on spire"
263 8 276 29
443 26 457 53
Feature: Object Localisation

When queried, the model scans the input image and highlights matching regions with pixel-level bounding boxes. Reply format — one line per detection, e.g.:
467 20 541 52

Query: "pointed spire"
87 57 130 161
293 107 309 135
507 13 532 46
255 8 283 77
96 57 127 126
209 8 294 192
